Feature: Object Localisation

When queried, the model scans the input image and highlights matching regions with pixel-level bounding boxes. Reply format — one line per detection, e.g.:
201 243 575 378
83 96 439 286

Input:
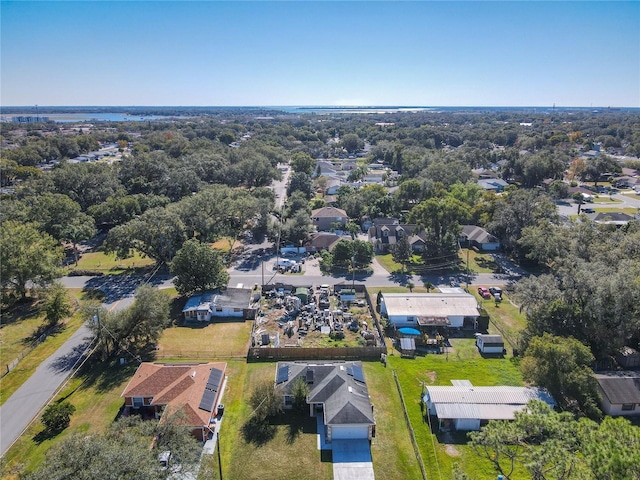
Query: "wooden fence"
247 346 387 362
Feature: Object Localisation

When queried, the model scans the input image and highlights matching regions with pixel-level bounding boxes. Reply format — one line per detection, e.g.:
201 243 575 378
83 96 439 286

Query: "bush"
41 401 76 433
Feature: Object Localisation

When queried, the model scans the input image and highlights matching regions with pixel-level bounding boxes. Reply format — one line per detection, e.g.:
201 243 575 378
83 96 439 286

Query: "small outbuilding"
476 334 504 354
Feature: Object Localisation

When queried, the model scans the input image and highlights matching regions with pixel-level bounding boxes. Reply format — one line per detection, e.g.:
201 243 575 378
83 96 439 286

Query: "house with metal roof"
423 380 556 431
595 371 640 416
182 288 256 322
311 206 348 232
275 361 375 442
379 292 480 329
121 362 226 441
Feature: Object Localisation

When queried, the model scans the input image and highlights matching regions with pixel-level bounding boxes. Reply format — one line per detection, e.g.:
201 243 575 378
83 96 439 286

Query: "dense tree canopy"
170 239 230 296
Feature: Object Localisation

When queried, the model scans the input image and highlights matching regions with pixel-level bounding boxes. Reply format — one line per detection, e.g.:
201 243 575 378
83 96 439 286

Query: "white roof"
434 403 526 421
382 293 479 318
399 338 415 350
424 386 555 406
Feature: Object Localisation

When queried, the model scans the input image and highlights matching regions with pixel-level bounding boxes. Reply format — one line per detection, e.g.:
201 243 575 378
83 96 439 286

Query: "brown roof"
312 206 347 218
122 362 226 427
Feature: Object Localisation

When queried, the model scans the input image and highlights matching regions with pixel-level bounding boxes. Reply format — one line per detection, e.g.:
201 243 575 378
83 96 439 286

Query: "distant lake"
48 113 176 122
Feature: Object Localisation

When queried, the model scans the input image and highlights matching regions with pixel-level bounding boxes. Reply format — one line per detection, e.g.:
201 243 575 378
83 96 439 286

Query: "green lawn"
202 361 421 480
471 289 527 350
590 196 622 204
459 248 501 274
67 250 155 275
389 342 524 479
157 320 253 359
0 357 140 479
0 289 97 406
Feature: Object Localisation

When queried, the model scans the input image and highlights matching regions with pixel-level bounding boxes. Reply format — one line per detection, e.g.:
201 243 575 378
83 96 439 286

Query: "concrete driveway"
331 439 375 480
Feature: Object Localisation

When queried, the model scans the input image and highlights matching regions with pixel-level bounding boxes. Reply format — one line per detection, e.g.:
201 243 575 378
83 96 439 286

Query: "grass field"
0 357 139 478
0 288 99 406
201 360 422 480
389 341 524 479
459 248 501 274
157 321 253 359
67 250 155 275
470 288 527 350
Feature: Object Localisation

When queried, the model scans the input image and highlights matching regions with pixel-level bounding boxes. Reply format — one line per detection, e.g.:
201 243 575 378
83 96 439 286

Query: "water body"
46 113 174 122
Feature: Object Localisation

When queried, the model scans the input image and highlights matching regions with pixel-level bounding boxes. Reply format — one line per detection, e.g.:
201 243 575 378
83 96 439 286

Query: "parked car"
582 208 595 213
489 287 502 296
477 287 491 299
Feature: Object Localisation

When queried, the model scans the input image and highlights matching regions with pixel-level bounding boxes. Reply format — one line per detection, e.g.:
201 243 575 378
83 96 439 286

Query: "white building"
595 371 640 416
182 288 256 321
423 381 556 431
379 292 480 329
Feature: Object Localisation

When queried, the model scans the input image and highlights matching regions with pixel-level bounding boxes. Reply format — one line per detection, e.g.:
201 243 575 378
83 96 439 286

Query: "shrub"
41 401 76 433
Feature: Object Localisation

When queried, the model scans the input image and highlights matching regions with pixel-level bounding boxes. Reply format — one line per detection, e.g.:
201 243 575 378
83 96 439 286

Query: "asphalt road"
0 273 172 458
557 190 640 219
0 323 93 456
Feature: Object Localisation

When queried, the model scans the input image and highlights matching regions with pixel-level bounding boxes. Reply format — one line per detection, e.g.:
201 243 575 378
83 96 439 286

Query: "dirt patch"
424 371 436 384
445 444 460 457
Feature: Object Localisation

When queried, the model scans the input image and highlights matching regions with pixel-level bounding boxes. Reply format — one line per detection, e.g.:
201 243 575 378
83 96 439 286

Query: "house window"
622 403 636 411
284 395 293 406
408 316 416 322
132 397 143 408
216 307 222 312
336 217 342 221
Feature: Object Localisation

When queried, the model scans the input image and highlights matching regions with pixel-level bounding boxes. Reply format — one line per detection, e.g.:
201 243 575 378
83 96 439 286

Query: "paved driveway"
332 439 375 480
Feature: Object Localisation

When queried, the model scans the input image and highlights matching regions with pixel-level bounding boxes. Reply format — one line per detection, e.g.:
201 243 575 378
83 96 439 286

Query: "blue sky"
1 1 639 107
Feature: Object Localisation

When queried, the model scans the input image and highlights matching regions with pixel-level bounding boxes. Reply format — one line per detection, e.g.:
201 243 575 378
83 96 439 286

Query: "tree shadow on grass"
32 428 61 444
240 417 277 446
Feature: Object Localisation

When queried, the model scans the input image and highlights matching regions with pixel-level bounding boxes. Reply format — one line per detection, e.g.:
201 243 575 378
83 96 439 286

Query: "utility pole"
466 248 470 291
351 254 355 291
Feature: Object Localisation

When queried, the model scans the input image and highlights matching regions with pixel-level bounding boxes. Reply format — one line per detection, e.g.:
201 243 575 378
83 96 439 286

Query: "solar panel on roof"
199 389 216 412
352 364 365 383
206 368 223 392
276 365 289 384
346 366 353 376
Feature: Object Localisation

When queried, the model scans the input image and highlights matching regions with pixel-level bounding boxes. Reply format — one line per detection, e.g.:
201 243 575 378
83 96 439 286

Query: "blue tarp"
398 327 421 336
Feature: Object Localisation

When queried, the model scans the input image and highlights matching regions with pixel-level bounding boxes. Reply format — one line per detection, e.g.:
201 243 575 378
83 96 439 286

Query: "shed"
399 337 416 358
617 347 640 369
339 288 356 302
476 334 504 354
295 287 310 304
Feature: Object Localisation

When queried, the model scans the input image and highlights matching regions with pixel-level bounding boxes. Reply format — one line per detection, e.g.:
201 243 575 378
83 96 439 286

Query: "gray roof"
595 372 640 404
478 334 504 345
277 362 375 426
461 225 499 245
182 288 252 313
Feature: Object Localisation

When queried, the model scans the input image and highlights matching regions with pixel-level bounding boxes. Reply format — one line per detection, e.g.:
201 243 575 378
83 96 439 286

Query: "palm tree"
423 281 433 293
406 282 415 292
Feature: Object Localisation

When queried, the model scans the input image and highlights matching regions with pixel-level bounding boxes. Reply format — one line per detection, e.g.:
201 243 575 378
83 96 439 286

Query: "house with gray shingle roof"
460 225 501 251
275 361 375 442
595 371 640 416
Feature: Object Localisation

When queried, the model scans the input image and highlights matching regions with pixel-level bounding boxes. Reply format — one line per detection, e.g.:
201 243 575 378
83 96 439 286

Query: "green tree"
63 213 97 266
290 152 315 176
0 221 63 300
290 377 310 413
248 381 283 421
340 133 363 154
41 401 76 433
548 180 569 199
170 239 230 296
287 172 313 199
406 281 415 292
42 281 73 328
521 334 601 419
391 235 413 271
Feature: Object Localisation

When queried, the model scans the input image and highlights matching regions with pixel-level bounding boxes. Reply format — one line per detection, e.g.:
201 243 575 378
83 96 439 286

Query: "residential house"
615 176 640 189
591 211 635 226
182 288 257 322
594 371 640 416
312 206 348 232
368 218 426 253
423 380 556 431
459 225 501 251
305 232 342 252
275 361 376 442
325 178 342 196
478 178 509 192
121 362 226 441
379 292 480 330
